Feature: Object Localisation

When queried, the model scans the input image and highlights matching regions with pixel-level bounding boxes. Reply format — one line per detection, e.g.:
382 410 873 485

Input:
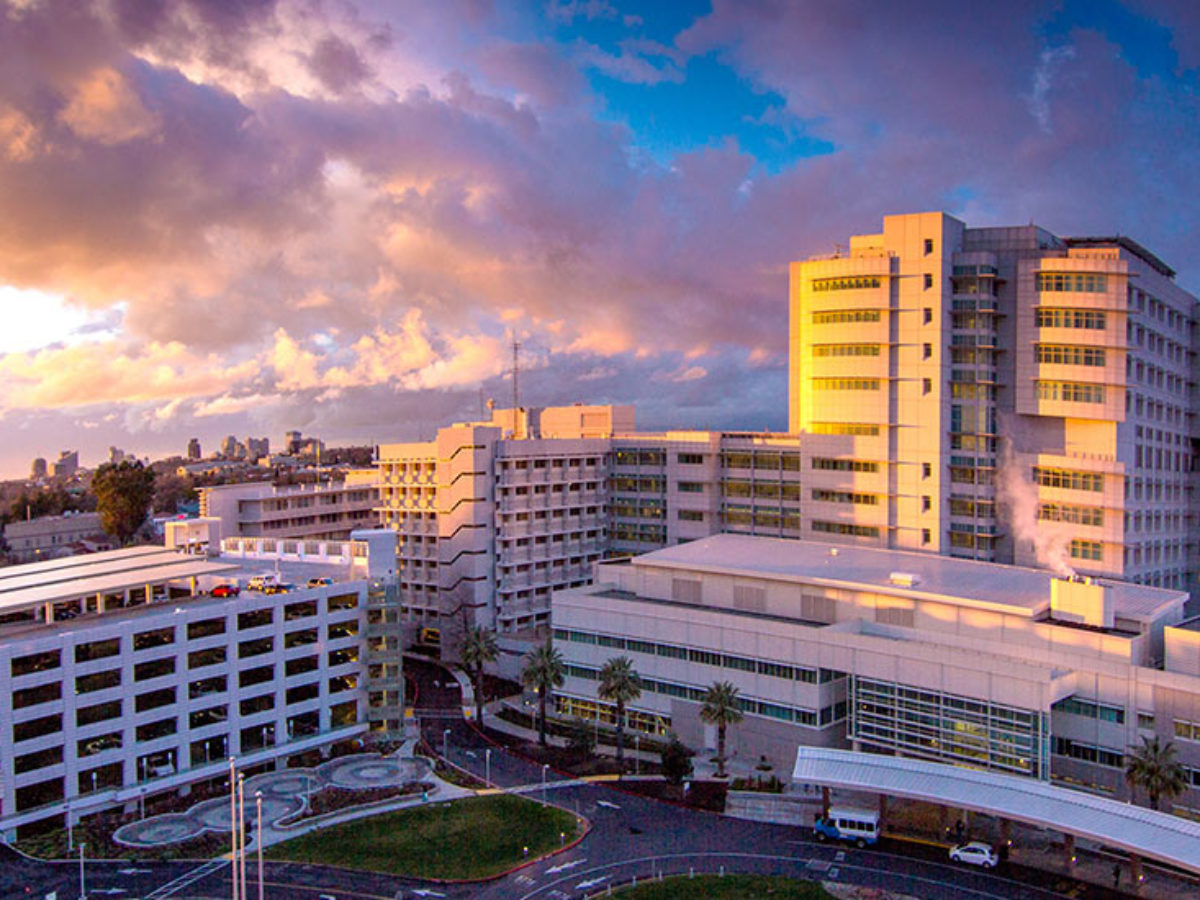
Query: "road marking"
596 800 621 809
117 868 152 875
411 890 446 898
545 859 585 874
835 851 845 862
808 860 831 872
575 876 608 889
830 867 840 879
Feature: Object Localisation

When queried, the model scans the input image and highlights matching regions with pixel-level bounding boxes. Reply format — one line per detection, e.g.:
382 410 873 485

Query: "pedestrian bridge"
793 747 1200 875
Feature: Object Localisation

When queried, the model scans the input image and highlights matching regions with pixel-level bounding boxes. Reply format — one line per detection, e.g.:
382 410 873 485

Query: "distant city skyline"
1 0 1198 478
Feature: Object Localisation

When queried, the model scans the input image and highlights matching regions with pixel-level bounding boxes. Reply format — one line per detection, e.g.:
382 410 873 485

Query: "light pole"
541 764 548 801
238 773 247 900
635 734 640 775
255 791 264 900
229 757 239 900
78 841 86 900
485 748 491 785
66 799 73 851
442 728 450 762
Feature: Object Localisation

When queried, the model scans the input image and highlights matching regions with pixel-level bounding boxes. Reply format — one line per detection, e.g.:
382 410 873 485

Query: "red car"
212 584 240 598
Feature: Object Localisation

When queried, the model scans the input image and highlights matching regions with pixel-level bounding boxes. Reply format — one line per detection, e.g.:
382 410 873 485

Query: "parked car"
211 584 240 598
307 577 333 588
813 807 880 848
262 582 294 595
246 574 279 591
949 841 998 868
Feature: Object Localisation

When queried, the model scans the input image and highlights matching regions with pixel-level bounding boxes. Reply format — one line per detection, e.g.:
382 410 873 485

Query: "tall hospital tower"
790 212 1198 591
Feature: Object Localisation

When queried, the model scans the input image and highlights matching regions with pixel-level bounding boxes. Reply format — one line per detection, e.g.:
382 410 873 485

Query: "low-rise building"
198 472 378 543
3 512 110 563
553 534 1200 808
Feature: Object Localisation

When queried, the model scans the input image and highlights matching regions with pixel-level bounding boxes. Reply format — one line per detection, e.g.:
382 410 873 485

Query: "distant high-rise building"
30 457 47 480
245 437 269 460
219 435 241 459
50 450 78 480
108 446 127 464
284 431 303 455
789 211 1197 591
186 438 201 460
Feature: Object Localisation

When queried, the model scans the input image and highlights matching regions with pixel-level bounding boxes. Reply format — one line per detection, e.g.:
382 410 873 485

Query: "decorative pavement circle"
113 753 433 847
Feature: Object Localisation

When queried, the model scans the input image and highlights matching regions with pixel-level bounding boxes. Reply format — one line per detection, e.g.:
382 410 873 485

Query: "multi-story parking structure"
553 533 1200 807
789 212 1198 591
0 527 398 839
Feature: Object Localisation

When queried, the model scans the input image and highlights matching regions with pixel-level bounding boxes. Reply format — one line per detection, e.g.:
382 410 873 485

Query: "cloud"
58 65 159 144
1027 45 1077 132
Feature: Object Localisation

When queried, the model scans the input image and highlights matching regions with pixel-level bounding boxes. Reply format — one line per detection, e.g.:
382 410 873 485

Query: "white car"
949 841 998 868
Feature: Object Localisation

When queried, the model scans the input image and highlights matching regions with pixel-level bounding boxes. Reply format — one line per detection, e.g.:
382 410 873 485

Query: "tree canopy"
521 639 565 747
599 655 642 763
1125 735 1188 810
92 460 155 545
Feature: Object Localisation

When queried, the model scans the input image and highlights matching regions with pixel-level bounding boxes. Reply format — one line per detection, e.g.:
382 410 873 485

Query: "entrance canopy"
793 747 1200 874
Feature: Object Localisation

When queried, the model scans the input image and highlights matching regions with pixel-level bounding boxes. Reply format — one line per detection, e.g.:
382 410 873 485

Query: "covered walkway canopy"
794 747 1200 874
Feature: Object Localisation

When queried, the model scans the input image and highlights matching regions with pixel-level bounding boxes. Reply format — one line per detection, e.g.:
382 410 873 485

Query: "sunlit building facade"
789 212 1198 591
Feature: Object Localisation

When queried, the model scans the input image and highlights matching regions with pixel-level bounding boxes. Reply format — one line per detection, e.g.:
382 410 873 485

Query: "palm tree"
521 639 565 747
1125 735 1188 810
598 656 642 764
699 681 744 778
460 625 499 725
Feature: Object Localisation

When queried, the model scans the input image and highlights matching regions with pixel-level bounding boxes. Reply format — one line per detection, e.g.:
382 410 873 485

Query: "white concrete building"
0 528 400 839
790 212 1198 590
198 471 378 543
553 534 1200 809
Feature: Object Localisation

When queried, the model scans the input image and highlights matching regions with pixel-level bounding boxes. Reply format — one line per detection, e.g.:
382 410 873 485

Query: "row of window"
721 452 803 471
812 277 883 293
811 521 880 538
811 489 877 506
1032 467 1104 493
809 423 880 436
1035 308 1107 330
811 457 878 473
812 378 880 391
812 343 880 357
723 481 802 501
563 663 848 728
812 309 881 324
13 598 357 679
1038 503 1104 527
1036 272 1108 294
1053 696 1126 724
1069 539 1103 561
1052 736 1123 769
552 628 847 685
1035 381 1105 404
1035 344 1106 367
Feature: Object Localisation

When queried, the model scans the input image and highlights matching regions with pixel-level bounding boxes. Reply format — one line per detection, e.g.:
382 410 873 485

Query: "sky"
0 0 1198 478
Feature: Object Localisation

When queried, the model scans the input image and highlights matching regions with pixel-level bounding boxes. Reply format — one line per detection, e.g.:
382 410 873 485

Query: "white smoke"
995 436 1075 577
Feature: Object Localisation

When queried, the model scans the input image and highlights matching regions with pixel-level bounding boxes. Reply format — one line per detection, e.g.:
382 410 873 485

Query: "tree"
598 655 642 764
460 625 499 725
521 639 565 747
661 737 695 787
1125 735 1188 810
699 681 744 778
92 461 155 545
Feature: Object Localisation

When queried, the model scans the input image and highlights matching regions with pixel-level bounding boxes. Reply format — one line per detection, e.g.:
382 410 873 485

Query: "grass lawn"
615 875 835 899
265 793 580 880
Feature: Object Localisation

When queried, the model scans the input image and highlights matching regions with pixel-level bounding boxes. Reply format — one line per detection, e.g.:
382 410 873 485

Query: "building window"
812 309 881 324
922 462 932 479
923 273 933 289
1035 308 1106 330
1069 539 1103 561
812 378 880 391
1036 272 1108 293
924 238 934 254
921 528 931 544
811 276 882 292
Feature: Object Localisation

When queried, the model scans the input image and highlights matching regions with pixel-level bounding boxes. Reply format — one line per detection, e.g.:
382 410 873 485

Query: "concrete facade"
789 212 1198 591
3 512 110 562
198 472 378 543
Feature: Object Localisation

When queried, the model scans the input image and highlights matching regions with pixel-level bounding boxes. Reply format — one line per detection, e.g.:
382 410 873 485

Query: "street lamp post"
229 758 239 900
238 773 247 900
635 734 640 775
78 842 86 900
485 748 491 785
442 728 450 762
66 800 73 852
255 791 264 900
541 764 548 802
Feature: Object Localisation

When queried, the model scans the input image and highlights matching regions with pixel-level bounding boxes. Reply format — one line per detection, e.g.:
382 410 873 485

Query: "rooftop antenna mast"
512 337 520 413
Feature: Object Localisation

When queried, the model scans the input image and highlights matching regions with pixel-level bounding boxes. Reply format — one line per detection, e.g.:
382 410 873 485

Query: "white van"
813 806 880 847
246 574 279 591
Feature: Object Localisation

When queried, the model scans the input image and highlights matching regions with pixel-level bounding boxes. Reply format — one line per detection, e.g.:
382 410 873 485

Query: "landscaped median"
264 793 583 880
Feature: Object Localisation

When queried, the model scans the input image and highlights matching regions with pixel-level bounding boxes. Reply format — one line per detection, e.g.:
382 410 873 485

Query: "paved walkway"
113 749 439 848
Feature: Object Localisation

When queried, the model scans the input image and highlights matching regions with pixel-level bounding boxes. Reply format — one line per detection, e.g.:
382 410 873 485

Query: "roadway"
0 656 1108 898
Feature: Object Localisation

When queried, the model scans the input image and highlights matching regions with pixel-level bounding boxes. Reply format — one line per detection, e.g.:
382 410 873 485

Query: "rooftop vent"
1050 575 1113 629
889 572 920 587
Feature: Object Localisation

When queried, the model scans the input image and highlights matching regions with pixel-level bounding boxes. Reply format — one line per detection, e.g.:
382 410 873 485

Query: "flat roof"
794 747 1200 874
628 535 1184 622
0 546 356 619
